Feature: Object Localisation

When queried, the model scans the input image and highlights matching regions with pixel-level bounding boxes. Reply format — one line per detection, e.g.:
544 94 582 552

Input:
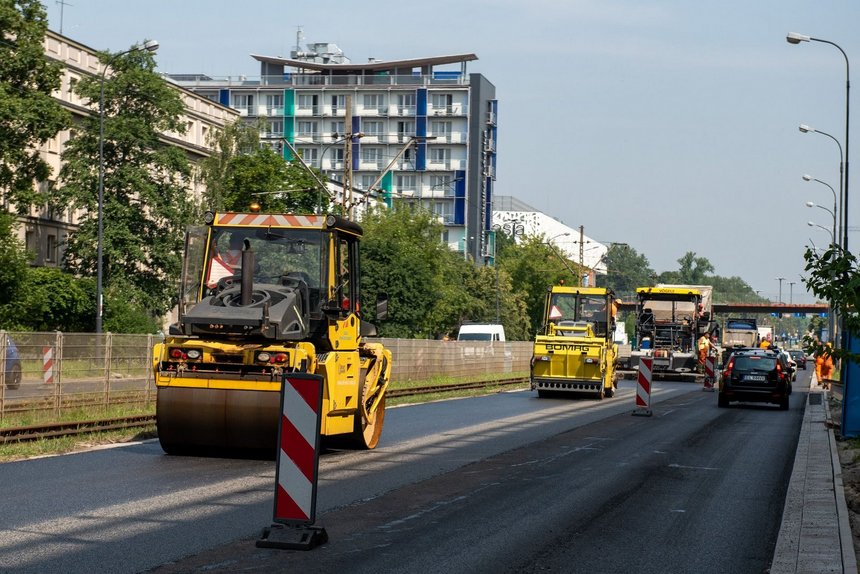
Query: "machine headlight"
257 352 271 362
185 349 201 360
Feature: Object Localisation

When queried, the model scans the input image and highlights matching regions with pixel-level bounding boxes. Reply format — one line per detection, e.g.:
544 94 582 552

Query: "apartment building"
9 30 238 267
169 41 498 263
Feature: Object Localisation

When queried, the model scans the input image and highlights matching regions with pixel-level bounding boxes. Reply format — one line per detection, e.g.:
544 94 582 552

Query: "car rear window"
733 356 776 371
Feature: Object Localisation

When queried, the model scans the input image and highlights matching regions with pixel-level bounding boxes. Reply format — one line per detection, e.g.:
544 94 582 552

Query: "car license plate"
743 375 766 382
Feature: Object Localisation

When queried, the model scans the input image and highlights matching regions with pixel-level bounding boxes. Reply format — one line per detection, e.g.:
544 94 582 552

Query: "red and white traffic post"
257 373 328 550
702 355 716 392
633 358 653 417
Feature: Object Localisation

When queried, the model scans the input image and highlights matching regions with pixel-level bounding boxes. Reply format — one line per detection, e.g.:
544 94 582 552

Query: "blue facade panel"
454 170 466 225
484 177 493 231
417 89 427 115
219 89 230 107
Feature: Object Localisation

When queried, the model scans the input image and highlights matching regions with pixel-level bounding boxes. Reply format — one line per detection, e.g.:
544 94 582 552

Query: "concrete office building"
169 38 498 263
6 30 238 268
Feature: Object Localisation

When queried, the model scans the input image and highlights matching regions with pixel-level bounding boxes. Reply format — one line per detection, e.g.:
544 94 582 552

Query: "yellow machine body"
530 286 618 399
153 211 391 455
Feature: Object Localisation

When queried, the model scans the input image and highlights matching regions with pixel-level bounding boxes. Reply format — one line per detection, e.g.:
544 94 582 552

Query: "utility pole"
579 225 585 286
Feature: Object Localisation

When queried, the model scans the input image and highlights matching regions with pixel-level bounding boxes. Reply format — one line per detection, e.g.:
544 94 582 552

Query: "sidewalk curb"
825 391 858 574
771 375 857 573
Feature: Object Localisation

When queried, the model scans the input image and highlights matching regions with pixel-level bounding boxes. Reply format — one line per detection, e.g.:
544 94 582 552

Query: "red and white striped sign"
273 374 323 525
703 356 716 391
633 358 653 416
43 346 54 385
217 213 324 228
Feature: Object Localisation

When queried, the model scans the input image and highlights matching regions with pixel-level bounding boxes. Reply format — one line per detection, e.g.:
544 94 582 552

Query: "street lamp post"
776 276 786 304
807 220 835 243
789 281 796 304
788 33 850 253
96 40 159 334
802 174 838 246
804 200 837 245
799 131 843 246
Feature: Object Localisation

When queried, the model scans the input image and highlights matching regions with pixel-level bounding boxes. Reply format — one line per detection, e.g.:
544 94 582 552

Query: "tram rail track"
0 377 530 444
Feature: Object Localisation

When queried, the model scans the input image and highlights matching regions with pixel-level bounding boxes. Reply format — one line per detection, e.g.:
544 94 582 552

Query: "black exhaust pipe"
240 239 254 306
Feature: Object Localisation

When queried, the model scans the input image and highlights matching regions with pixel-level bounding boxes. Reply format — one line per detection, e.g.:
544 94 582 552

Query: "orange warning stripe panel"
215 213 325 228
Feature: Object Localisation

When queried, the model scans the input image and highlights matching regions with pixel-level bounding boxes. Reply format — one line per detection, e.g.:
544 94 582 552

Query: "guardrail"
0 331 532 422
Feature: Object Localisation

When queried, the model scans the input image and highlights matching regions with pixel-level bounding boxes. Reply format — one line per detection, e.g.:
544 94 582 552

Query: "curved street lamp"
804 198 837 245
96 39 159 334
807 220 835 242
788 33 850 252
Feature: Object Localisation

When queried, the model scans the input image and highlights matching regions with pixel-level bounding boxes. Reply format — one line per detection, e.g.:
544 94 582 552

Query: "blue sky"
44 1 860 303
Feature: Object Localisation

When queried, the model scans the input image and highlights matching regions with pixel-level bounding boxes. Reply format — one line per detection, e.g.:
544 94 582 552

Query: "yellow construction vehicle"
153 209 392 455
530 285 619 399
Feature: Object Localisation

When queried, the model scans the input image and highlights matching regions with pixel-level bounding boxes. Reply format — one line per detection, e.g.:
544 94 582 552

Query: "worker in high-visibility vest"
697 333 715 370
819 343 835 388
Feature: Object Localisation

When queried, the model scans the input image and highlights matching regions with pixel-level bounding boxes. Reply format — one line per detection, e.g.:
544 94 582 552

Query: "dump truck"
630 284 717 379
530 285 619 399
722 317 759 349
152 209 392 456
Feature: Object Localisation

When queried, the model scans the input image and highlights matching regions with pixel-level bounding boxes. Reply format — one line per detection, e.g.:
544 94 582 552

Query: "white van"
456 323 506 342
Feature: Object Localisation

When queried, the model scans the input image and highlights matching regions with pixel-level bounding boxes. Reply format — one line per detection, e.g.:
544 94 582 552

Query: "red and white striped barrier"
258 373 328 550
703 356 716 392
43 346 54 385
633 358 653 417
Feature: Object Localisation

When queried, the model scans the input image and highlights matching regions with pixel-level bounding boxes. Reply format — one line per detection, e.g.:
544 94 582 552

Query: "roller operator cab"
530 286 619 399
153 211 392 456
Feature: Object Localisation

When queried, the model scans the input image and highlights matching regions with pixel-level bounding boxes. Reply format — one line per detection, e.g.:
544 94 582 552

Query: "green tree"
803 246 859 362
2 268 93 331
199 120 330 214
56 45 194 318
221 147 325 213
598 244 655 297
198 119 260 210
0 0 70 209
497 235 580 337
659 251 714 284
0 212 32 326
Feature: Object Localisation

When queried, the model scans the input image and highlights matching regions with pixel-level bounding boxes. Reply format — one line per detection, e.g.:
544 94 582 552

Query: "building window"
360 175 376 190
363 93 384 113
297 94 319 113
297 121 319 142
397 93 416 115
296 147 319 166
330 94 346 111
266 119 283 137
432 201 454 224
362 147 383 166
363 120 383 138
46 235 57 263
396 120 414 141
431 93 453 113
429 148 450 166
431 120 452 140
329 147 345 167
396 175 416 191
231 93 254 115
265 93 283 114
330 120 345 137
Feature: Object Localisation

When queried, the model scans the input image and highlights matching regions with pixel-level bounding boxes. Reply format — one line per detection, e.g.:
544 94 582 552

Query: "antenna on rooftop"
56 0 73 34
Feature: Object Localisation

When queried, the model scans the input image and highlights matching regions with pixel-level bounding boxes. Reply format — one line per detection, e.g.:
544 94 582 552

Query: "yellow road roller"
153 209 391 455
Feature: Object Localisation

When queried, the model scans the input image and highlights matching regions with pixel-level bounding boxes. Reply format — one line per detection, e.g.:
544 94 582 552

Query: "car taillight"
169 348 186 360
776 362 784 380
723 358 734 379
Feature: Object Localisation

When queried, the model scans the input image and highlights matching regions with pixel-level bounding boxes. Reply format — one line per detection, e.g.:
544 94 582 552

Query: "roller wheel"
352 395 385 449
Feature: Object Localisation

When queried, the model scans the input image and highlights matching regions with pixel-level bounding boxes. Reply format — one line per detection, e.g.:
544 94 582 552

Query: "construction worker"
697 333 715 370
819 344 835 389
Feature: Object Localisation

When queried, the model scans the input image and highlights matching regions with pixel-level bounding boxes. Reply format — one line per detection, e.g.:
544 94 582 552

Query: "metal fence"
0 331 532 421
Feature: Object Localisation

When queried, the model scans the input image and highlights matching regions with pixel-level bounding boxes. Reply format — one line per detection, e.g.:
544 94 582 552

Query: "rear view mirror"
376 292 389 321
